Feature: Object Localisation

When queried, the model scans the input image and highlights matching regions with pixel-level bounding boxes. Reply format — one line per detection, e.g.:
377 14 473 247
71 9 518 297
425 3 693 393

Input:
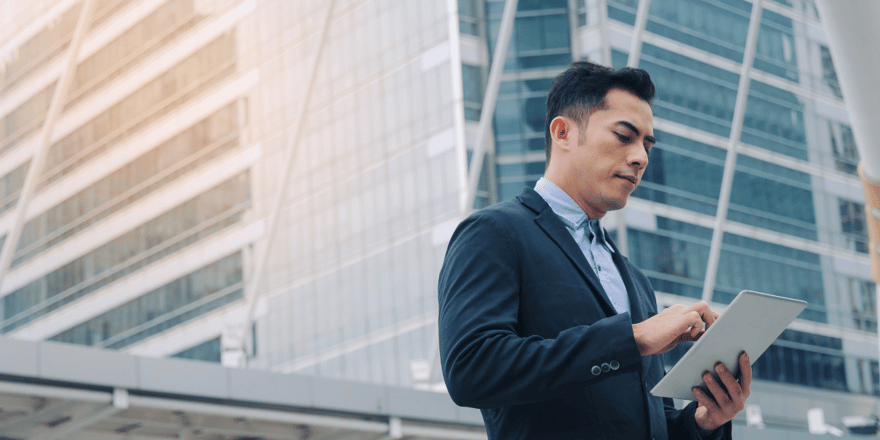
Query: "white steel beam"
462 0 518 213
701 0 763 302
0 0 95 294
616 0 652 258
626 0 651 68
234 0 338 367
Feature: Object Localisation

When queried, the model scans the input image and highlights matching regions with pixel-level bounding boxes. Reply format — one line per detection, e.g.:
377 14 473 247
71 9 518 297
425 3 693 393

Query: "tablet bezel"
649 290 807 401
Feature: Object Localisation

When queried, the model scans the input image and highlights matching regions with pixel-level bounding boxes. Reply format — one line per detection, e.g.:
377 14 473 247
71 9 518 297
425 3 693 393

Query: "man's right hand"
632 301 719 356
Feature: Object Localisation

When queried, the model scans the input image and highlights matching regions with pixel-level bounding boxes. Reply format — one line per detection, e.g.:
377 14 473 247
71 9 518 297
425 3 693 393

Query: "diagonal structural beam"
433 0 519 389
700 0 763 302
230 0 339 367
462 0 519 214
626 0 651 68
614 0 653 258
0 0 95 293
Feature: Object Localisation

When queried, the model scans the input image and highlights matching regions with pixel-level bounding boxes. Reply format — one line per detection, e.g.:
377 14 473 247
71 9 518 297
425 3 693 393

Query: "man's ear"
550 116 573 150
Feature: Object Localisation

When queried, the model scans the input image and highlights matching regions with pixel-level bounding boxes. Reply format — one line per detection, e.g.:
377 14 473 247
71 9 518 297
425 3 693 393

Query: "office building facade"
0 0 876 433
457 0 877 429
0 0 463 386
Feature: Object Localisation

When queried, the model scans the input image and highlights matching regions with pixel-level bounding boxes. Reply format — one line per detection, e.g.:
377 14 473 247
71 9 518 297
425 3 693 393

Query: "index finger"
688 301 716 328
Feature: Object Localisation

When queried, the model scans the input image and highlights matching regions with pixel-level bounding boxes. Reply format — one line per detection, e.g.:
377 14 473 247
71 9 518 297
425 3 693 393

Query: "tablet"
650 290 807 400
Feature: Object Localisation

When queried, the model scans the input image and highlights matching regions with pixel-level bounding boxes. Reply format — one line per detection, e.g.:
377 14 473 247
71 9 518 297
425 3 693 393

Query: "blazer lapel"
518 188 617 317
607 236 649 323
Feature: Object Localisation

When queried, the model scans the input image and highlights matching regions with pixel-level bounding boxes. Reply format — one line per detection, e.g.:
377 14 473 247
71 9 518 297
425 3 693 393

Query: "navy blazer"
439 188 729 440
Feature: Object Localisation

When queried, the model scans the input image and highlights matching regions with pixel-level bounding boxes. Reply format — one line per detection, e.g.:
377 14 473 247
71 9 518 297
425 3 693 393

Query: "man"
438 61 750 439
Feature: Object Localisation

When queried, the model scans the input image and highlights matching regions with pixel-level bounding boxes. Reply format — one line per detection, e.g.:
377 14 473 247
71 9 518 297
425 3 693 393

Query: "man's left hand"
692 351 752 432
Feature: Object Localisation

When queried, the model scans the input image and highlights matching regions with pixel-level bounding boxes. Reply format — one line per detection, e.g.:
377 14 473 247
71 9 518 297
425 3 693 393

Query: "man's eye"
616 133 631 143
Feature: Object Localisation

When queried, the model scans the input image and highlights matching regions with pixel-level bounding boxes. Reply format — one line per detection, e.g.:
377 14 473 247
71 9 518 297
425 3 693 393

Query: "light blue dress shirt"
534 178 630 314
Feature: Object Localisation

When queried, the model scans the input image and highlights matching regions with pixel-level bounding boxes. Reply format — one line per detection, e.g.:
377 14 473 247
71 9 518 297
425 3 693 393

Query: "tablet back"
650 290 807 400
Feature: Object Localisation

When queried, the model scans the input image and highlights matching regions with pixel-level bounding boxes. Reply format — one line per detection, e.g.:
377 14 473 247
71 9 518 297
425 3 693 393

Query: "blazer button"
591 365 602 376
610 360 620 370
601 362 611 373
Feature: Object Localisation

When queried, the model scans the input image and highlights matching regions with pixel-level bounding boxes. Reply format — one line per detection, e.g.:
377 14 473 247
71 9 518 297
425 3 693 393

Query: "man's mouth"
617 174 638 185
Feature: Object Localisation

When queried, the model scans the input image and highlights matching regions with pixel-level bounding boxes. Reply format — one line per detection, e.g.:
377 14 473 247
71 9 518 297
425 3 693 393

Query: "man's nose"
628 146 649 169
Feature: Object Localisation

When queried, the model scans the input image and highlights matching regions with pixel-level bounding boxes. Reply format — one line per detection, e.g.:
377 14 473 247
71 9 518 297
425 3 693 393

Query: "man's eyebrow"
617 121 656 144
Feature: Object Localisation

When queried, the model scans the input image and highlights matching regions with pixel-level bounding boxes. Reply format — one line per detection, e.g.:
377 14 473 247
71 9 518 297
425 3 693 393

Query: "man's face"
566 88 655 219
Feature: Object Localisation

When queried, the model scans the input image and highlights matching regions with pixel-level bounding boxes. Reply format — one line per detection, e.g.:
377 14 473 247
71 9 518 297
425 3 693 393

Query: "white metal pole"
700 0 763 302
598 0 612 65
462 0 519 213
616 0 652 257
0 0 95 293
237 0 338 366
626 0 651 68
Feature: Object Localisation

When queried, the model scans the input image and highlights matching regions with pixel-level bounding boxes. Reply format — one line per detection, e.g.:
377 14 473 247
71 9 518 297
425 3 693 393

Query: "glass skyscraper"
457 0 876 430
0 0 461 386
0 0 876 434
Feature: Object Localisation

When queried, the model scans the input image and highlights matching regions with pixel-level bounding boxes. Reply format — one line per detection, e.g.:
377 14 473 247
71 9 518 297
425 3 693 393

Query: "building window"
640 0 750 62
2 173 251 334
0 0 136 92
459 0 480 36
1 82 55 155
89 0 139 34
14 103 240 267
68 0 202 108
632 45 739 139
627 218 713 300
486 0 571 72
847 278 877 333
0 162 28 217
44 33 237 186
742 80 808 160
820 45 843 99
172 337 222 363
729 155 816 240
1 5 80 92
462 64 483 121
50 253 242 350
829 121 859 175
716 233 826 322
839 199 869 254
873 360 880 396
753 10 799 81
752 330 848 392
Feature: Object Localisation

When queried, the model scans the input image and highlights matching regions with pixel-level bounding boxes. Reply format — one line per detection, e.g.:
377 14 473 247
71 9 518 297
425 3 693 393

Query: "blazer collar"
518 188 618 317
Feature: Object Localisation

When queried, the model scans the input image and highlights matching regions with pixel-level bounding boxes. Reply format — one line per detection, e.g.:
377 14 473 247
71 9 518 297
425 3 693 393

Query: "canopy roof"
0 337 485 440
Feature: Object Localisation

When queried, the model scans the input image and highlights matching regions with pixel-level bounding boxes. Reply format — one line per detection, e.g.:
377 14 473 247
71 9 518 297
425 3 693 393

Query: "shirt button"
610 360 620 370
601 362 611 373
591 365 602 376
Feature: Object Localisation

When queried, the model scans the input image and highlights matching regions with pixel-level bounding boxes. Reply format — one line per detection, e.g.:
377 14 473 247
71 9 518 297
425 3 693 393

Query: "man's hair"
545 61 655 163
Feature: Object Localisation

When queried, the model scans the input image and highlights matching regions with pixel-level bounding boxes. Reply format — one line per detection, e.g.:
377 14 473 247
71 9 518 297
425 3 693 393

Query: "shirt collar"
533 177 614 252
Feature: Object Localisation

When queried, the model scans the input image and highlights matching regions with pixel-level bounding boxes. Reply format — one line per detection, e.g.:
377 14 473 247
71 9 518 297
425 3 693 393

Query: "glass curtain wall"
469 0 877 398
0 0 254 362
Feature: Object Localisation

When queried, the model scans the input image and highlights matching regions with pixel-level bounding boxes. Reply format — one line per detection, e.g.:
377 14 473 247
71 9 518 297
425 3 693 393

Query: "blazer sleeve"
438 212 643 408
665 398 731 440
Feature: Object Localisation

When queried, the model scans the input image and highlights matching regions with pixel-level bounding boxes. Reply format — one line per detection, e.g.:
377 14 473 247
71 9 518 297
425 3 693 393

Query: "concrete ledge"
0 337 482 427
